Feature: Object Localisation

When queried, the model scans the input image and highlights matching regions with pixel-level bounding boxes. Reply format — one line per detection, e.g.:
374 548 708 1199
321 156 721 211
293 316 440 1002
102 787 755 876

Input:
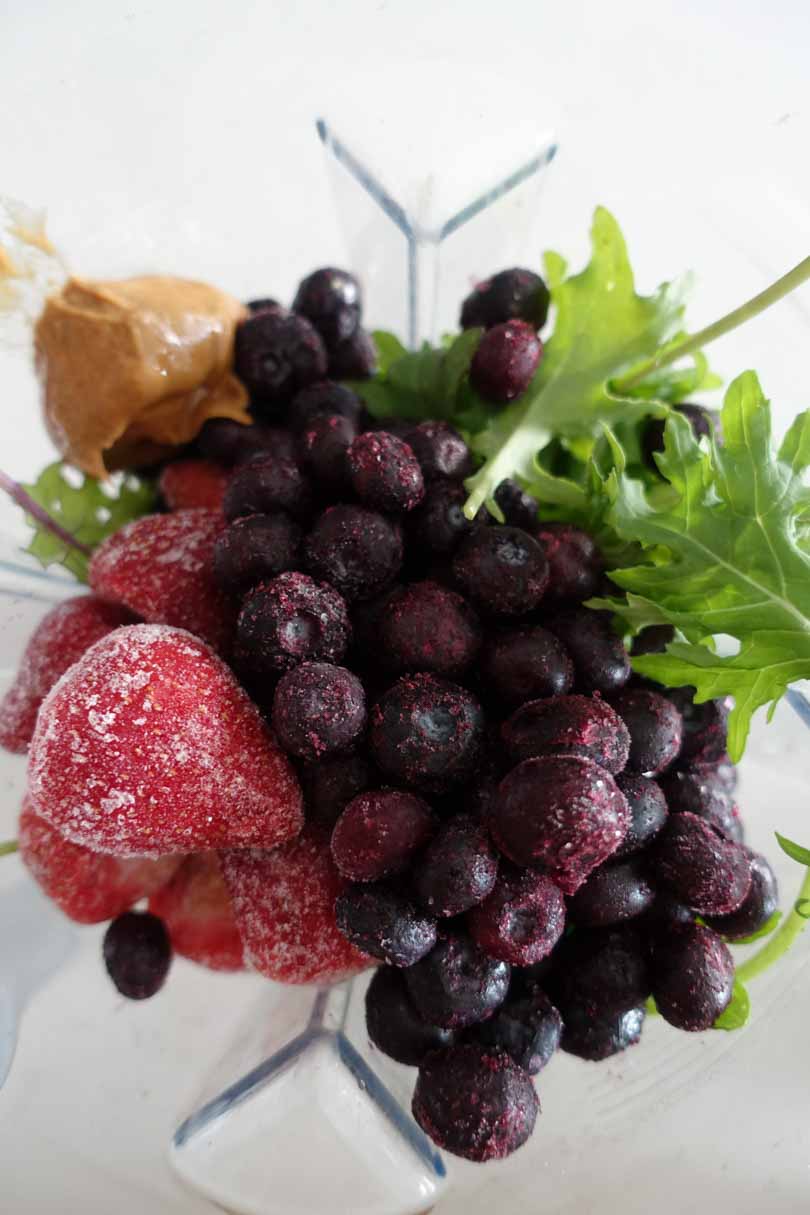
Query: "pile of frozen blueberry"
192 266 777 1162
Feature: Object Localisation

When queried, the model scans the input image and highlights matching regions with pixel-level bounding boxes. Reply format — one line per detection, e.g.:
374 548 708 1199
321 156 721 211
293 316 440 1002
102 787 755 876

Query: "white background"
1 2 810 1212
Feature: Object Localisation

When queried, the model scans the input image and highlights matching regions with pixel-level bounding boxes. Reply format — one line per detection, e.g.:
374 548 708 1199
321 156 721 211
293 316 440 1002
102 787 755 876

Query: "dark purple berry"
652 812 752 916
335 884 436 967
329 327 377 379
546 608 631 694
658 766 742 843
288 381 363 433
370 674 484 792
643 404 718 470
568 857 656 927
651 922 734 1031
609 688 683 775
467 866 565 965
197 419 296 467
666 688 730 763
549 925 651 1017
378 581 482 678
461 268 550 331
304 505 403 601
331 788 434 881
470 319 542 403
237 572 350 673
271 661 366 761
223 453 313 523
298 413 356 493
102 911 171 1000
493 479 540 532
711 756 738 794
480 625 573 709
405 935 510 1029
234 308 327 410
452 526 548 616
413 1044 538 1162
408 481 485 556
292 267 361 347
535 524 601 604
405 421 473 482
347 431 425 514
246 297 282 315
365 966 454 1066
502 693 630 774
647 893 695 934
413 815 499 917
213 513 301 593
300 753 375 829
631 624 676 656
614 773 669 857
466 988 562 1075
491 756 630 895
705 851 779 941
561 1003 645 1061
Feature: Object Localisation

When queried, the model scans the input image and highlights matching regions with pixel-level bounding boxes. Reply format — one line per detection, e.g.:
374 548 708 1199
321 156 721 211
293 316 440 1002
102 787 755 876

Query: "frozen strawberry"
149 853 244 971
159 459 230 513
221 827 372 984
28 623 304 857
18 797 180 925
0 595 136 754
89 510 235 654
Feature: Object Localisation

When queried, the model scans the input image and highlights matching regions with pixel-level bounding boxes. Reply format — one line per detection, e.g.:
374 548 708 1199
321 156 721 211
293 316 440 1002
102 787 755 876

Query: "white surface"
1 1 810 1212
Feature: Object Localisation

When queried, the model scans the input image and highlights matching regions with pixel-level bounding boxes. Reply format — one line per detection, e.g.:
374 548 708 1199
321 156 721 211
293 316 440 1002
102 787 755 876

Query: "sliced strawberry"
0 595 135 754
18 797 180 924
28 623 304 857
149 853 244 971
89 509 235 655
159 459 230 513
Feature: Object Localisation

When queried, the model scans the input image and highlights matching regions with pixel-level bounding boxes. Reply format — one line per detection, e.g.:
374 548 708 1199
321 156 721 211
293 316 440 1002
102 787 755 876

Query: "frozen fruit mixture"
2 209 810 1167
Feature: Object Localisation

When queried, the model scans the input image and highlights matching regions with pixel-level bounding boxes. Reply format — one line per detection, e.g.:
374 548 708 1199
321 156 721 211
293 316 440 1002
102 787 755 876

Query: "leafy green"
593 372 810 761
776 833 810 867
352 328 483 423
464 207 687 515
20 462 156 581
713 980 751 1031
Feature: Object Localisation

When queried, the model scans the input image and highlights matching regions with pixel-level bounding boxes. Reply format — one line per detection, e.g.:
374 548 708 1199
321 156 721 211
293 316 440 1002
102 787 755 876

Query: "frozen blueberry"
493 480 540 532
413 815 499 917
666 688 730 764
102 911 171 1000
502 693 630 774
292 267 361 347
647 893 696 935
223 453 313 522
568 858 656 927
347 431 425 514
246 297 282 315
288 381 363 433
609 688 683 775
614 773 669 857
480 625 574 710
546 608 631 694
197 418 295 467
304 505 403 601
461 268 550 331
378 581 482 678
491 756 630 895
631 625 676 656
466 987 562 1075
549 925 651 1018
365 966 454 1066
652 812 752 916
467 866 566 965
405 421 473 482
213 513 302 593
470 320 542 403
335 884 436 967
651 922 734 1031
705 851 779 941
300 753 376 829
643 404 718 470
370 674 485 792
234 308 327 410
329 327 377 379
237 571 351 673
298 413 357 494
405 935 510 1029
658 766 743 842
561 1004 646 1061
271 661 366 761
408 481 485 556
331 788 434 881
535 524 601 604
452 526 549 616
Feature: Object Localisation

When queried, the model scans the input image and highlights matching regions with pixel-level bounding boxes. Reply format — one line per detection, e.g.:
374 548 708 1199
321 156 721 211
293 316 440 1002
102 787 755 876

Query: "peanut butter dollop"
35 276 250 477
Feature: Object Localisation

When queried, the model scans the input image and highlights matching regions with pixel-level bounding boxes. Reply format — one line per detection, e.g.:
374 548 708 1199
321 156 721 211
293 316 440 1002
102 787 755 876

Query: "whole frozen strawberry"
18 797 180 924
159 459 230 513
0 595 136 754
221 827 371 984
28 624 304 856
89 509 235 654
149 853 244 971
